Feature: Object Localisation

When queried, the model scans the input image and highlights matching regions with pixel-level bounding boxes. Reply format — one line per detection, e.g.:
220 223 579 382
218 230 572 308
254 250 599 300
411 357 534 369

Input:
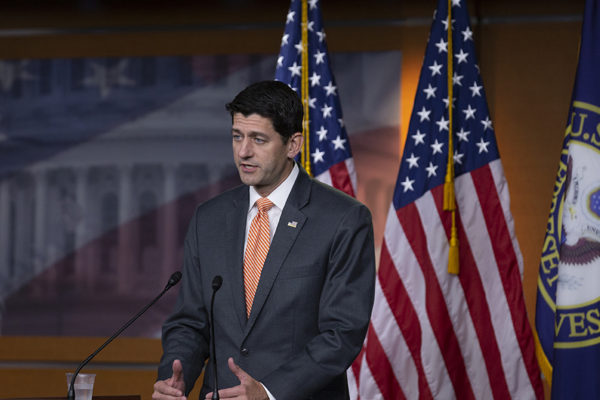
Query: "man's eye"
255 138 265 144
233 134 241 141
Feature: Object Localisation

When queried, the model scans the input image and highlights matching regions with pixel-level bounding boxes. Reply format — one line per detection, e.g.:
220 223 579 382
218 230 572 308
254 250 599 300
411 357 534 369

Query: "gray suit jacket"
158 168 375 400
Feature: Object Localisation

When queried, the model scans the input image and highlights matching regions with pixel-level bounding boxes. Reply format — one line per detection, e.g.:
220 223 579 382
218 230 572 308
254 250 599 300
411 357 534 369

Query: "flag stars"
286 11 295 23
294 42 305 54
316 30 326 42
406 153 420 169
435 38 448 53
429 60 443 76
412 129 426 145
455 49 469 64
309 72 321 87
481 116 493 131
463 104 476 120
288 62 301 77
462 26 473 41
426 162 438 177
453 150 465 164
332 135 346 150
314 50 326 64
324 81 337 96
442 97 456 109
431 139 444 154
441 18 455 31
316 126 328 141
321 104 333 118
281 34 289 46
452 0 462 6
476 138 490 153
308 97 317 108
423 83 437 99
469 81 483 96
436 115 449 132
456 127 470 142
277 56 284 68
417 106 431 122
453 72 464 86
308 0 318 9
401 176 415 192
312 148 325 163
307 21 315 32
338 118 345 127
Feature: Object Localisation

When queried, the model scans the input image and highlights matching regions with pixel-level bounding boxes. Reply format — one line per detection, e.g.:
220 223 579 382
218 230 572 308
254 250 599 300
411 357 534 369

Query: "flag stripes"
382 203 455 399
358 160 542 398
437 187 512 399
313 153 357 196
469 164 542 397
370 246 429 400
399 199 477 400
365 321 407 400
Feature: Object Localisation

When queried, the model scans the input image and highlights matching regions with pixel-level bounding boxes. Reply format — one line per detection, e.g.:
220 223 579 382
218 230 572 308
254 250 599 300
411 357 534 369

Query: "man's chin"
238 172 258 187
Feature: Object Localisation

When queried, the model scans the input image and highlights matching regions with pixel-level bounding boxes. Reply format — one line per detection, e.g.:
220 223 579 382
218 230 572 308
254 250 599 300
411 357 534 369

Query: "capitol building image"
0 55 272 336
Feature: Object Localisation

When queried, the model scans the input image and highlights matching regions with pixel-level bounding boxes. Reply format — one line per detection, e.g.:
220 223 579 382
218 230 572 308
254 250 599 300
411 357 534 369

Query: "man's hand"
205 357 269 400
153 359 186 400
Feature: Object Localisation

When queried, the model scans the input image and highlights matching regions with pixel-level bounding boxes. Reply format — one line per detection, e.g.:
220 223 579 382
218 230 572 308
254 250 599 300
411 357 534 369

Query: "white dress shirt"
244 163 299 250
244 162 298 400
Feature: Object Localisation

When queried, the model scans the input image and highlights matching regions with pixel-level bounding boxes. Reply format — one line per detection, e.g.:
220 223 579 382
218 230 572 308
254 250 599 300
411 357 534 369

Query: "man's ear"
287 132 304 159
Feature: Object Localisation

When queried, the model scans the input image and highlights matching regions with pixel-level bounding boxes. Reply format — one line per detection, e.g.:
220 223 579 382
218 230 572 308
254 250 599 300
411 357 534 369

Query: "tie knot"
256 198 274 214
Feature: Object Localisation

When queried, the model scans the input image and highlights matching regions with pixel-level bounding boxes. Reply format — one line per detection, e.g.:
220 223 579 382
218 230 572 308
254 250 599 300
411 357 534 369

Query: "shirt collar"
248 163 299 211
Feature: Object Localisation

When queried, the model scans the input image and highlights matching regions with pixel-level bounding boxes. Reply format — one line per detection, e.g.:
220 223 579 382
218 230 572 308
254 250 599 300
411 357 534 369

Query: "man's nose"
237 138 253 158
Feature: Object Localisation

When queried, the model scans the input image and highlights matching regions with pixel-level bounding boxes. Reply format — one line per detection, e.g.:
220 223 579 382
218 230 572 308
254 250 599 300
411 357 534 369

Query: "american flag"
350 0 544 398
275 0 357 196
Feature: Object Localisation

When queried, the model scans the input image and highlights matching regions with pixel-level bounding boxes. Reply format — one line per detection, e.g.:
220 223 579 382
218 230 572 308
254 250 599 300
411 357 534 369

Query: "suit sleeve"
157 206 210 395
262 203 376 399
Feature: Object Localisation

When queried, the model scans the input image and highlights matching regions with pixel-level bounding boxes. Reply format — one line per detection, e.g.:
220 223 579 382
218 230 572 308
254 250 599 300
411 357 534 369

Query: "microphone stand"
210 275 223 400
67 271 182 400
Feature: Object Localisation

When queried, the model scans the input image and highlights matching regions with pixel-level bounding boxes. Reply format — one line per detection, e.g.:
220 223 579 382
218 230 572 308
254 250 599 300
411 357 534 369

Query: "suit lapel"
244 169 311 337
225 187 249 332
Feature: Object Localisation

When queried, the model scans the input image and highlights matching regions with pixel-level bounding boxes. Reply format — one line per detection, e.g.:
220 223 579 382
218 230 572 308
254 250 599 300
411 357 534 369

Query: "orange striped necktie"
243 197 274 318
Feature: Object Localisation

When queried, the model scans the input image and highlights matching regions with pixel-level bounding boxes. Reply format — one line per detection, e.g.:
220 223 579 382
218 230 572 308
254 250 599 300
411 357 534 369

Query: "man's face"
232 113 302 197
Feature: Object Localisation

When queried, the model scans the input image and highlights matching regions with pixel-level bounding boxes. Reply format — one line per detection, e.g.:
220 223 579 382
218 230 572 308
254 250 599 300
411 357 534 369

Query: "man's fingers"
208 359 266 399
153 359 185 399
205 386 243 399
153 380 185 400
227 357 247 382
172 359 184 383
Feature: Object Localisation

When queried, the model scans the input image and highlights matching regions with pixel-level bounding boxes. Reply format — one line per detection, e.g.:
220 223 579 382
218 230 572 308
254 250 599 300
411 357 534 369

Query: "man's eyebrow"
231 129 268 137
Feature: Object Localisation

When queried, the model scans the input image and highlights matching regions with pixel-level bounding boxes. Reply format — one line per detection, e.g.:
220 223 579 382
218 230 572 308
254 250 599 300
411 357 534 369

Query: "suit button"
241 348 249 356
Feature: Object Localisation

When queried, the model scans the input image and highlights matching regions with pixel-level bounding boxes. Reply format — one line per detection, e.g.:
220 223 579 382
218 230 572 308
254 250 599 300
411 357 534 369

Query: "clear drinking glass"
66 372 95 400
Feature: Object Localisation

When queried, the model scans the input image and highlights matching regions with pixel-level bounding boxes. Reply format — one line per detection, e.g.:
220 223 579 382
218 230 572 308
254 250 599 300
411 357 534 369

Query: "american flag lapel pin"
287 221 298 228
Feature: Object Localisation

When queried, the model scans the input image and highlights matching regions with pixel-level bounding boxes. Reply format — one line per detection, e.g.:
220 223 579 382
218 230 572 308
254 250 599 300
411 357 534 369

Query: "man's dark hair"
225 80 303 141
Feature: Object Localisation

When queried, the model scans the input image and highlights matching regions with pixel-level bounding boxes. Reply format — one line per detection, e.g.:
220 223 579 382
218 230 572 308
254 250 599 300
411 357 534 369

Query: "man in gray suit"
153 81 375 400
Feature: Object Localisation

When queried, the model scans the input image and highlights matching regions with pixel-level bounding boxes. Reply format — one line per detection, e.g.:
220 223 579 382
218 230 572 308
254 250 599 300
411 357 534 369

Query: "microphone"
67 271 183 400
210 275 223 400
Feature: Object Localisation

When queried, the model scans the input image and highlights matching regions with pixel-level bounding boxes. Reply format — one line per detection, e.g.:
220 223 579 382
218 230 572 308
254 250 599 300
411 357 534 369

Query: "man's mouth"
240 163 258 173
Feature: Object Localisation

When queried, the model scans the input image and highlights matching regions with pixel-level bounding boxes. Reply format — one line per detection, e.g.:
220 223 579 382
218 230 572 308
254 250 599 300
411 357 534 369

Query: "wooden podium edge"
0 336 162 364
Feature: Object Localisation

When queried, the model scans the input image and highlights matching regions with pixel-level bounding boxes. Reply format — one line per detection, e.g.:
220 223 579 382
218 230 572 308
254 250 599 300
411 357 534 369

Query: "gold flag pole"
300 0 312 176
444 0 459 274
